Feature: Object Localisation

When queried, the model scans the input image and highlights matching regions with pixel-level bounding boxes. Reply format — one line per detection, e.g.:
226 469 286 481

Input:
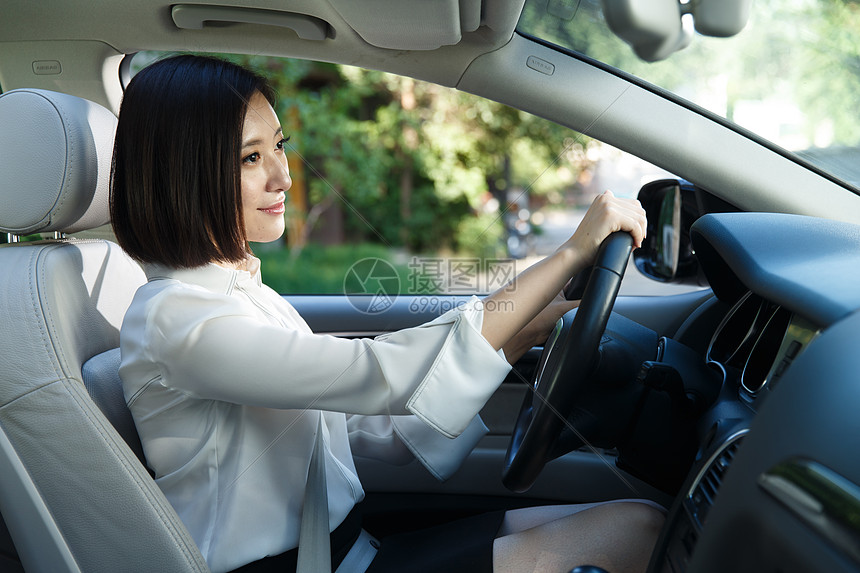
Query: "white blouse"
118 258 512 573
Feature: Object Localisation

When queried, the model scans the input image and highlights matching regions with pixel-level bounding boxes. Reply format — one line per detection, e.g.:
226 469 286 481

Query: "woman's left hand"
503 293 579 364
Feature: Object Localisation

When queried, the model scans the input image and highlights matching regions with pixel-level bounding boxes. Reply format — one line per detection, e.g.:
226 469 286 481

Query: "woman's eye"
243 152 260 164
276 136 290 151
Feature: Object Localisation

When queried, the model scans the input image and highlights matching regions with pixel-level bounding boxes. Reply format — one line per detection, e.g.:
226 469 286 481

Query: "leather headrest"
0 89 116 235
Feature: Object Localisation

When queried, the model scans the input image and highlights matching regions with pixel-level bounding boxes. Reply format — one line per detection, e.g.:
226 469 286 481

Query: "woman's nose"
269 156 292 191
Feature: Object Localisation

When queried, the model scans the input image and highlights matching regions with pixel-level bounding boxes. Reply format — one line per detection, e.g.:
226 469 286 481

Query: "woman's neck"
215 254 260 276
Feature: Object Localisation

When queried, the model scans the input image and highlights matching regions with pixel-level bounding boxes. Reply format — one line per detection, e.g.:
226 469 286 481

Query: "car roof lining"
0 0 525 89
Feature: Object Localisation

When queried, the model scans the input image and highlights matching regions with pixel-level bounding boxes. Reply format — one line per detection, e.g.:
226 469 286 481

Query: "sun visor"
328 0 481 50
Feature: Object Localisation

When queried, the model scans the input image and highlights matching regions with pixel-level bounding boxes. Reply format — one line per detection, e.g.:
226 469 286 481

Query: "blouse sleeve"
134 284 511 438
347 414 489 481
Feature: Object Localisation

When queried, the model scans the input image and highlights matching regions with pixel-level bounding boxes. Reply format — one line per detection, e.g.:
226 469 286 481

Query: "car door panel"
286 290 709 505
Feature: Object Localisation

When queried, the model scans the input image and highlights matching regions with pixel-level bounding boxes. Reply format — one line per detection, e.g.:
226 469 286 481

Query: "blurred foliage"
0 233 46 244
801 0 860 144
223 54 589 258
453 213 507 260
518 0 860 151
252 241 424 295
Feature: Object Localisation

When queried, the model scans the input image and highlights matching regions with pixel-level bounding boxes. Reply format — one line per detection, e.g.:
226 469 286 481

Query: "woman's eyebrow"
242 127 283 149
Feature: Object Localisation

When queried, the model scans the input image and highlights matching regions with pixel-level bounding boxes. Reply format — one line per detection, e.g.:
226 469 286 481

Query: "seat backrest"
0 89 210 573
82 347 149 469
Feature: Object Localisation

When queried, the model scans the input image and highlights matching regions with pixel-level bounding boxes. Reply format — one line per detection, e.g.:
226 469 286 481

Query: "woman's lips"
259 201 285 215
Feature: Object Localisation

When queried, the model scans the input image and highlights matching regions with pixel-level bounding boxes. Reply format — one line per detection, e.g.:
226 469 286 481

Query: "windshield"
517 0 860 191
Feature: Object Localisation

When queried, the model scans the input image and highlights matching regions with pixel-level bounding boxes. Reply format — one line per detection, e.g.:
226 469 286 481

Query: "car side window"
124 52 698 297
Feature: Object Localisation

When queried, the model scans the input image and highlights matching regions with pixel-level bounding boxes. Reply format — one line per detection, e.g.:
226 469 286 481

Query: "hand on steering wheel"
502 232 634 493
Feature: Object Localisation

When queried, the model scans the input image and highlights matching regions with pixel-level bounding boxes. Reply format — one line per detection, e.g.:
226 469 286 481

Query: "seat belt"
335 529 378 573
296 415 331 573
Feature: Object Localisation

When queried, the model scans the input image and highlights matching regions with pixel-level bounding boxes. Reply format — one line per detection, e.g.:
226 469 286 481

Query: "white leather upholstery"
82 348 149 468
0 89 210 572
0 89 115 235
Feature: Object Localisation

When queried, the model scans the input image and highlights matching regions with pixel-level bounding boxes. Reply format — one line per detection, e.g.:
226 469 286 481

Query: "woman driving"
110 54 661 573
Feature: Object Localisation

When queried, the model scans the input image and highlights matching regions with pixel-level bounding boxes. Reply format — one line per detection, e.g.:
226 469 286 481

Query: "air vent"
687 432 746 530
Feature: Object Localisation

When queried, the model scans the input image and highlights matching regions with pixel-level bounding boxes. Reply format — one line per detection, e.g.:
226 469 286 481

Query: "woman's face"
240 91 291 244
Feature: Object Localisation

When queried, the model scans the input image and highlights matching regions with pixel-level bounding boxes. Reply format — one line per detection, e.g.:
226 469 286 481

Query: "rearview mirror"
634 179 734 285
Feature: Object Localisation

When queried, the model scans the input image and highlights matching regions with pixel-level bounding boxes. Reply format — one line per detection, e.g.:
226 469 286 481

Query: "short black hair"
110 54 277 267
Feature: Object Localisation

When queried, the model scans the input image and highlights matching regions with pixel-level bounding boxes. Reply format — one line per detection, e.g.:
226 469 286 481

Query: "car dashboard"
708 291 818 406
650 212 860 572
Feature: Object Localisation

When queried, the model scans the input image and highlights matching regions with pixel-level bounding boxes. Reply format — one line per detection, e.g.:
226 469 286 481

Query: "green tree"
228 54 593 257
799 0 860 145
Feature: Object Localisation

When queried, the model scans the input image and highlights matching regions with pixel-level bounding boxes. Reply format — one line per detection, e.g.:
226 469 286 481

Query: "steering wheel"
502 232 634 493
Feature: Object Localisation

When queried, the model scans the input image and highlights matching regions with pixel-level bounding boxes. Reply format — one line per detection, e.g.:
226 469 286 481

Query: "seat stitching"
58 378 210 570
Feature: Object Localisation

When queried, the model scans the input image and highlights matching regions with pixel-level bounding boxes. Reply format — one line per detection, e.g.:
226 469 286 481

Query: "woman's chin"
248 227 285 245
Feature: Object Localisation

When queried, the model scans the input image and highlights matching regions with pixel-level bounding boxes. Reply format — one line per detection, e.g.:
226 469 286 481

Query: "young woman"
111 54 661 573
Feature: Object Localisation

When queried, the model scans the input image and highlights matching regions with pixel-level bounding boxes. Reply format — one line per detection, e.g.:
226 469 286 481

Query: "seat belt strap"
297 415 331 573
334 529 379 573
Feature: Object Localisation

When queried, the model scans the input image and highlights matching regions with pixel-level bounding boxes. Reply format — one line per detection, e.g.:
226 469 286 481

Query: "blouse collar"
144 256 262 295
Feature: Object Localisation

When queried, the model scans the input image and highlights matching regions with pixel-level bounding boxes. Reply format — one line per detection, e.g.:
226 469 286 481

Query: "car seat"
0 89 210 572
